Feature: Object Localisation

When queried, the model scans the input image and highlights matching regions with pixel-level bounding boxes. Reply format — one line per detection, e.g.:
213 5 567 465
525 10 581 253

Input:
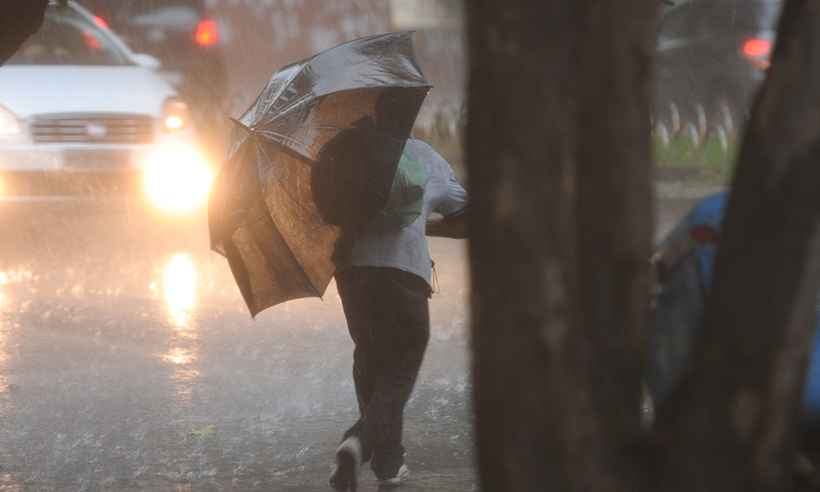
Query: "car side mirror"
132 53 161 70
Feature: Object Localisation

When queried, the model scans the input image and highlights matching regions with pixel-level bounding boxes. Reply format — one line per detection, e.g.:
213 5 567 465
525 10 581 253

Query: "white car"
0 0 213 214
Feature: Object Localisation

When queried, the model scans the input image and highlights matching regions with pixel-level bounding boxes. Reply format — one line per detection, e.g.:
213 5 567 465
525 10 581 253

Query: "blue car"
648 192 820 422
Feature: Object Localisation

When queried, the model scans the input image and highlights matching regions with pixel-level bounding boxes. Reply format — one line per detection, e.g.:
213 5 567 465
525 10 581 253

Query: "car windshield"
6 6 130 66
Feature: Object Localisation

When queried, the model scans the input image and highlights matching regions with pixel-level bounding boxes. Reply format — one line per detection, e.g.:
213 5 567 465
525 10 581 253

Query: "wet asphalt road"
0 208 474 491
0 195 701 491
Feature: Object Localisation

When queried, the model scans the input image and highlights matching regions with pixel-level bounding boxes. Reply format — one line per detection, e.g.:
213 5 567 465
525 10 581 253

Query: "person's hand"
0 0 49 65
426 210 468 239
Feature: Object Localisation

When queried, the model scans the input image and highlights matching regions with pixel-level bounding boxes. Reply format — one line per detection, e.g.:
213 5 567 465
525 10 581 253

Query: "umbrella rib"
254 130 313 158
253 92 313 128
252 85 432 161
245 31 424 127
267 84 432 125
240 64 305 125
229 117 252 131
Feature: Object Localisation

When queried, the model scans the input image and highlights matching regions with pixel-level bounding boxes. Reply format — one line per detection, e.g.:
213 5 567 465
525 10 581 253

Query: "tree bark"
466 1 656 490
0 0 48 65
657 2 820 491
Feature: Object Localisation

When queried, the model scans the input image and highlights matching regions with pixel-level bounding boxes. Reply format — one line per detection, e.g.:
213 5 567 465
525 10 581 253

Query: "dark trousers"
336 266 430 480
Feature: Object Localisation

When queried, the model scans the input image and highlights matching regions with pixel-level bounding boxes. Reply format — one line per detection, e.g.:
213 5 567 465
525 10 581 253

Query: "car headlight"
0 105 21 138
162 98 191 133
142 142 213 214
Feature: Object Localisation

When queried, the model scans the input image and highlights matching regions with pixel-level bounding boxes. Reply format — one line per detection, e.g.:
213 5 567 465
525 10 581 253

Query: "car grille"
30 114 155 145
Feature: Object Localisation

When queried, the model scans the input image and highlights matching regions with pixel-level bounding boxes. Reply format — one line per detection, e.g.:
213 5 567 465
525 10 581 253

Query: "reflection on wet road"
160 253 202 407
0 214 474 490
162 253 199 330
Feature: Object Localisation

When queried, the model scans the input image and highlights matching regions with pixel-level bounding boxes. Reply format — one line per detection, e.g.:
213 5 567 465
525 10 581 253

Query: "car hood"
0 66 176 118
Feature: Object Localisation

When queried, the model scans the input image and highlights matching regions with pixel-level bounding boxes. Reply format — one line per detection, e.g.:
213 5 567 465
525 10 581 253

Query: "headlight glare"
0 106 21 137
142 143 213 214
162 99 190 132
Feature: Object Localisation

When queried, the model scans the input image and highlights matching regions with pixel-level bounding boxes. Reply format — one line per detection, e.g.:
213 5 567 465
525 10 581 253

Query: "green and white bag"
377 145 430 229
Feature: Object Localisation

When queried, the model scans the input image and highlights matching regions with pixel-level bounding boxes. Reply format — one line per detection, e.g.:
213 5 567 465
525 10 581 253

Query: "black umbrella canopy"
236 31 432 161
210 32 432 317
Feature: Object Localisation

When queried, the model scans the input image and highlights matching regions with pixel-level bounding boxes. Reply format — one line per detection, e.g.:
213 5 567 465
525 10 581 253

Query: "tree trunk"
656 2 820 490
0 0 48 65
469 0 820 490
465 1 656 490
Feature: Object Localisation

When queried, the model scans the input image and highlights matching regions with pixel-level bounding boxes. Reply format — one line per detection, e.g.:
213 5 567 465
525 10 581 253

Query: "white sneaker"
377 464 410 487
329 437 363 491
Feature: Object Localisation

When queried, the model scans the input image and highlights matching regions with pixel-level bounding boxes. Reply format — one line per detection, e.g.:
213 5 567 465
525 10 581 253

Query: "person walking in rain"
328 137 467 490
206 32 458 490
